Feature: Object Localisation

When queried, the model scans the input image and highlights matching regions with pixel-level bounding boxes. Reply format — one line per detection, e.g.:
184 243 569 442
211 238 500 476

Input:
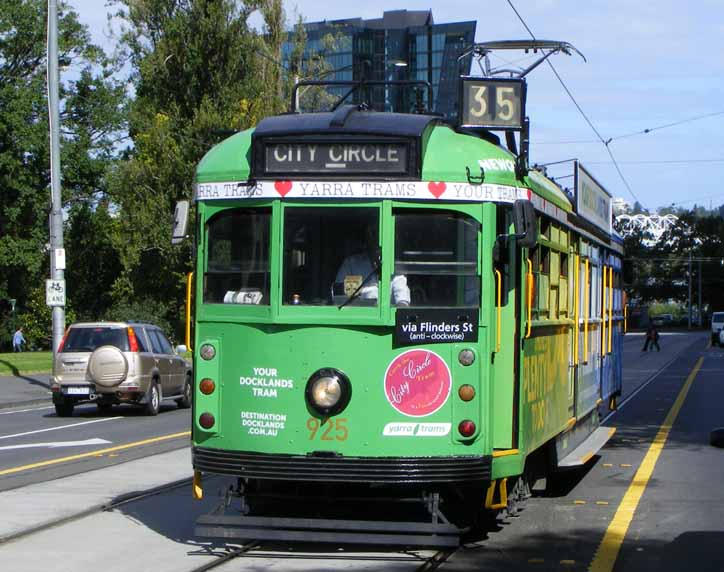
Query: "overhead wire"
535 110 724 145
504 0 643 206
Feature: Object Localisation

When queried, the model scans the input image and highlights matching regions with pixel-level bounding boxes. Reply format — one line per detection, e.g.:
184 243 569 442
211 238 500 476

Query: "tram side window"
394 210 480 307
204 208 270 304
282 207 380 306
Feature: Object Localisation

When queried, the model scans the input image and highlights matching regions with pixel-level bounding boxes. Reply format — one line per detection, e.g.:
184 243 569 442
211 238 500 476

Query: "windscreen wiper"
337 255 382 309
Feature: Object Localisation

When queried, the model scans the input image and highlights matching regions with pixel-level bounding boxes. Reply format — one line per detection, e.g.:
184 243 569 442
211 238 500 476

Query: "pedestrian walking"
12 327 25 352
641 323 660 352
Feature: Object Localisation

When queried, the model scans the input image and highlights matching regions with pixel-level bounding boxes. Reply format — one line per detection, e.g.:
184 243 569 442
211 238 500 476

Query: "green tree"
107 0 290 337
0 0 127 347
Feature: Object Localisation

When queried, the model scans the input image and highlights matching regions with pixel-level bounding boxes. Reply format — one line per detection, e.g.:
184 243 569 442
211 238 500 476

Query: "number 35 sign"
459 77 526 130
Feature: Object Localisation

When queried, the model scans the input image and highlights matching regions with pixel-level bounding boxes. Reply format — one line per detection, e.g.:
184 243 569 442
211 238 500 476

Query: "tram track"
186 542 458 572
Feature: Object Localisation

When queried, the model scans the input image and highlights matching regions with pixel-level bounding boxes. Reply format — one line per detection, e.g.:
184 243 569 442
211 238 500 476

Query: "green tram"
178 64 625 546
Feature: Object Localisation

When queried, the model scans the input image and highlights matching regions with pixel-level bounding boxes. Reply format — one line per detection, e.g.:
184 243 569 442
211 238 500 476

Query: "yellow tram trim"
193 469 203 500
608 266 613 354
492 448 520 458
485 477 509 510
601 265 607 359
185 271 194 352
525 258 533 339
584 259 590 362
574 254 580 365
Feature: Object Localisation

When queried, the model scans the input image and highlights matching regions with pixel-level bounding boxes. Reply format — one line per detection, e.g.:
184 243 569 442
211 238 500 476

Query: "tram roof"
195 109 573 214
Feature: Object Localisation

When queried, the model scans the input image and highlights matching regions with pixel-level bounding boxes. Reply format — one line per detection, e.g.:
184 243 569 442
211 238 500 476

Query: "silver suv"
50 321 192 417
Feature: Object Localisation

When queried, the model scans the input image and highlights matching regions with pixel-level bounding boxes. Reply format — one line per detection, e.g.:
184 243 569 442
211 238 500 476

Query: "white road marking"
0 416 122 440
0 406 55 416
0 438 111 451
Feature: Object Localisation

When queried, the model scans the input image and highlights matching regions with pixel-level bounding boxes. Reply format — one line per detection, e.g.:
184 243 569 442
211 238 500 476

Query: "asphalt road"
2 331 721 572
0 400 191 491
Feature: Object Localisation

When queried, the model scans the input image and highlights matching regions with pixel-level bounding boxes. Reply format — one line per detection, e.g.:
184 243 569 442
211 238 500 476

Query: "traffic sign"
46 279 66 306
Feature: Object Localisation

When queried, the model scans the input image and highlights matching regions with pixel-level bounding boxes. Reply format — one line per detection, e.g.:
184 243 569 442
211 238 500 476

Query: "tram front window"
204 208 271 304
394 210 480 307
283 207 391 306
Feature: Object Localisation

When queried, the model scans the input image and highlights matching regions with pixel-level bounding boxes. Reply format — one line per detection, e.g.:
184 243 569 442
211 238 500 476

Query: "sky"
68 0 724 213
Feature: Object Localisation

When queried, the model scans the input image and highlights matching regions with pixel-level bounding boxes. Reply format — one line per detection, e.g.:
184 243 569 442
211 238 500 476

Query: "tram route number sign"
394 308 478 347
459 77 526 130
46 279 66 307
264 141 410 176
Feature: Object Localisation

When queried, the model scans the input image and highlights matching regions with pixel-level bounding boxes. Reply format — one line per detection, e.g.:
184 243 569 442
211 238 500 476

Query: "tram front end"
187 107 535 545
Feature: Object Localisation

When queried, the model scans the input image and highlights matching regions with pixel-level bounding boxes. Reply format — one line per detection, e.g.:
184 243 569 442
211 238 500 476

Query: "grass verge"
0 352 52 376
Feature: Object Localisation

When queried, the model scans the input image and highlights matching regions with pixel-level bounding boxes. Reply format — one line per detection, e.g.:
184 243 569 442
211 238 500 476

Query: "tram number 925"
459 78 525 129
307 417 349 441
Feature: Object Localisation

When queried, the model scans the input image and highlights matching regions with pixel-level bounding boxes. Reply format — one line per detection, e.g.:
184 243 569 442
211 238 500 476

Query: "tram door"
600 255 615 403
576 243 601 418
491 209 520 450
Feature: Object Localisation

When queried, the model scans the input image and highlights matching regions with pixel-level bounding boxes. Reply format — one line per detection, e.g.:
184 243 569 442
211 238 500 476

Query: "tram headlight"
305 368 352 417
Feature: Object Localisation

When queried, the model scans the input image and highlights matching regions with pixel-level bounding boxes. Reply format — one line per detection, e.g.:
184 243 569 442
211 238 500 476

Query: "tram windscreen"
204 208 271 304
283 207 383 306
394 210 480 307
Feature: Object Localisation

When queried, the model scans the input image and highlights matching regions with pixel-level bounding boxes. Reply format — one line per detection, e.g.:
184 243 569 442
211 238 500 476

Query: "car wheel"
176 375 192 409
55 402 74 417
144 381 160 416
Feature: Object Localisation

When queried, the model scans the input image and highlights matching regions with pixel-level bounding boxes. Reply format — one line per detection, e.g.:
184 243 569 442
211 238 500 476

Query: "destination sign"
264 141 409 176
459 77 526 130
394 308 479 347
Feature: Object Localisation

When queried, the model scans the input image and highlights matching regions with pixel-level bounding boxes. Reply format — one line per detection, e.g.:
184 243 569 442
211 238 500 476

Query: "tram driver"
334 224 410 306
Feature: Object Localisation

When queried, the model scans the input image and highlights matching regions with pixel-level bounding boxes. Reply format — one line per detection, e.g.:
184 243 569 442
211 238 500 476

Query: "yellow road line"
588 356 703 572
0 431 190 477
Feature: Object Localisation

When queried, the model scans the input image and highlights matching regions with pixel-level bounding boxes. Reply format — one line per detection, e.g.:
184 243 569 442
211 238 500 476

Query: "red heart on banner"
274 180 292 196
526 188 532 200
427 181 447 198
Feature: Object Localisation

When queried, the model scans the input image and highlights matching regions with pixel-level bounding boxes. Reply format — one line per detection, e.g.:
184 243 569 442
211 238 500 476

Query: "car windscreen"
713 313 724 323
62 327 130 352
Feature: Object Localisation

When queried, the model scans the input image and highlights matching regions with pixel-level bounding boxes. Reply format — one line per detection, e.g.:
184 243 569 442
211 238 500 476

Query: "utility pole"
687 250 692 330
698 258 702 328
48 0 66 355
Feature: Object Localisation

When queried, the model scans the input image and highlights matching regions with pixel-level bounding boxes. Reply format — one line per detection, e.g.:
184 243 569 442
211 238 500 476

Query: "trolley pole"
48 0 65 355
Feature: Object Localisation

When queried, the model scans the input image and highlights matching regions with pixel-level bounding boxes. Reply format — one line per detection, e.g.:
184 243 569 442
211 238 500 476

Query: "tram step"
196 512 463 547
557 426 617 468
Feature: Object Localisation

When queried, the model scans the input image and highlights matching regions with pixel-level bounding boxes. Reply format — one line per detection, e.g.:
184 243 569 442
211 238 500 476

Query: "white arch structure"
615 214 679 242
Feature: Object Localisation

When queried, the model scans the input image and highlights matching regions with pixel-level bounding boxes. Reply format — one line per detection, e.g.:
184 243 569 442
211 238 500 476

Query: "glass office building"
282 10 476 120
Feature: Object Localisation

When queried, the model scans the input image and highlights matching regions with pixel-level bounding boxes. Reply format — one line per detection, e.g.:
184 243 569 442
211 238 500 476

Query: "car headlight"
305 368 351 417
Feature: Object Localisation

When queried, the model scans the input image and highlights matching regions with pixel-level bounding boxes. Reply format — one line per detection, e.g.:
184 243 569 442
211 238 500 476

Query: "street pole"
687 251 692 330
48 0 65 355
698 258 702 328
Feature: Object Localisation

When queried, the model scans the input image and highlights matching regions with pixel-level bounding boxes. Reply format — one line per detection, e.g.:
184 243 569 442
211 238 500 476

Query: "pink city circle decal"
383 349 452 417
